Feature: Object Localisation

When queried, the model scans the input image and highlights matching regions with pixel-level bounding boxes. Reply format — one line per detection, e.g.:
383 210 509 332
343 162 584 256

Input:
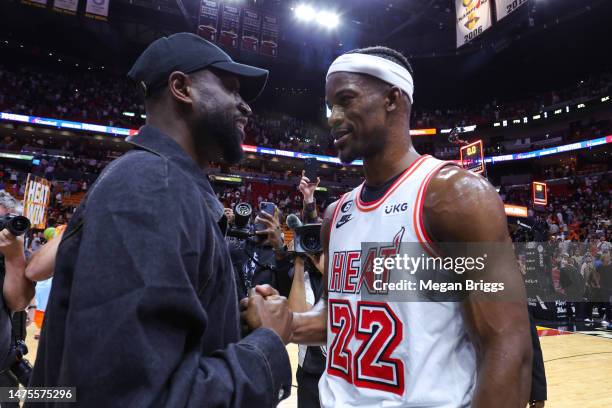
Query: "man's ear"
385 86 402 113
168 71 192 104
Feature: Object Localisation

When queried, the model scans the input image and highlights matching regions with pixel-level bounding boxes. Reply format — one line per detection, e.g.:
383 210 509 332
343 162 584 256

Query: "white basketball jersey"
319 155 477 407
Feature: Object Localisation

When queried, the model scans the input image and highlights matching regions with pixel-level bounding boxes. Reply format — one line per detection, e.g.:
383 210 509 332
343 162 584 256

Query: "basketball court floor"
24 323 612 407
278 324 612 407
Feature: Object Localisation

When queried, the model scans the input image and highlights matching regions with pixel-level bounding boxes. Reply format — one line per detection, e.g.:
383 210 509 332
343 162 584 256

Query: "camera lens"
301 230 321 252
235 203 251 217
7 216 30 236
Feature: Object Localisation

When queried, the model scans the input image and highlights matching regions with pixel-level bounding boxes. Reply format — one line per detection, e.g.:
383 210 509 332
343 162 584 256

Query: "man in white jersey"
247 46 532 407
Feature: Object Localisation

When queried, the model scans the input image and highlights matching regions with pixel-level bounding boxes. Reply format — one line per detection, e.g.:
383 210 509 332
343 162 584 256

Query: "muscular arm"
25 230 64 282
290 201 336 345
424 167 532 408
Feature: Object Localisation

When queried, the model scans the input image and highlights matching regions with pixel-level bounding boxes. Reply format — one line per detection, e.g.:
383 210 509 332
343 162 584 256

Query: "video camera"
0 215 30 236
286 214 322 255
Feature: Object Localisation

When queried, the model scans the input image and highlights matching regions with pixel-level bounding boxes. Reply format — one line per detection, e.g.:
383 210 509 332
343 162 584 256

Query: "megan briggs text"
373 279 505 293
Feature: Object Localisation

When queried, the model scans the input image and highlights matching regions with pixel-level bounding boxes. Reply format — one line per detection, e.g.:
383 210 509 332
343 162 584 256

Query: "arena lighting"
504 205 528 218
295 4 339 28
602 96 610 102
318 11 339 28
295 4 316 21
1 112 611 166
122 112 135 117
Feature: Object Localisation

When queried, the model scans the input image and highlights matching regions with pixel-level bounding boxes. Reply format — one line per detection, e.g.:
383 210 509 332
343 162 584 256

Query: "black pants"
297 366 322 408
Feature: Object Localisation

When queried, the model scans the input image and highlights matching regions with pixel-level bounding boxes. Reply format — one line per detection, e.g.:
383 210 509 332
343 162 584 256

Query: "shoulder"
92 150 168 192
423 165 508 242
86 150 177 212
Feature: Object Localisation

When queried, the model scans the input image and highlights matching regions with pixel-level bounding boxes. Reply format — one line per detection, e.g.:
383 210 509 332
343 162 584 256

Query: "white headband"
326 53 414 103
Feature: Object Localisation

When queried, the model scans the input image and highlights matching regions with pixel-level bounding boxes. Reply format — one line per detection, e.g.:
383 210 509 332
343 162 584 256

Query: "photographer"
227 204 293 299
0 190 35 403
288 172 326 408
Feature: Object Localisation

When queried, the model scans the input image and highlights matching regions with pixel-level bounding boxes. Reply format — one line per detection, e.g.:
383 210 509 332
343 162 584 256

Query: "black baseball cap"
128 32 269 102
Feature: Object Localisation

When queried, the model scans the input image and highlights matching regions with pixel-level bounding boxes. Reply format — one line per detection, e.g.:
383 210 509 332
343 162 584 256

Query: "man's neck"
362 144 421 186
145 118 208 168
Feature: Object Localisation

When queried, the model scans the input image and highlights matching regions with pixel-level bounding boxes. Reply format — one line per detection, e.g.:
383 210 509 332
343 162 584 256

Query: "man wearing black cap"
28 33 292 407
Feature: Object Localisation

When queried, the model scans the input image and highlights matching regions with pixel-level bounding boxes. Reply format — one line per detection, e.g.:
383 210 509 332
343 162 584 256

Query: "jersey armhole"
413 161 456 258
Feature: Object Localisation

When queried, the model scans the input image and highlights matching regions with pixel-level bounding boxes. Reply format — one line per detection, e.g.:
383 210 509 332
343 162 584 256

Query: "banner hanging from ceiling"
197 0 220 42
53 0 79 15
85 0 110 21
456 0 492 48
219 4 240 49
241 9 262 53
260 14 279 57
496 0 528 21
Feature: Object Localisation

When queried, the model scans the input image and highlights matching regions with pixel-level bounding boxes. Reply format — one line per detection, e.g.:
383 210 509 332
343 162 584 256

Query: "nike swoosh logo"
336 215 353 228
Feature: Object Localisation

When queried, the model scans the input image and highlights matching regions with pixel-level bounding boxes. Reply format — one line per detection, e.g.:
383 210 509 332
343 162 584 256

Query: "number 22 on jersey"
328 300 405 396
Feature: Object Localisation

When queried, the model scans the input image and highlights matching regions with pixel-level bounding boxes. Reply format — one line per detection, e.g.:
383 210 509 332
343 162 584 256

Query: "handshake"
240 285 293 344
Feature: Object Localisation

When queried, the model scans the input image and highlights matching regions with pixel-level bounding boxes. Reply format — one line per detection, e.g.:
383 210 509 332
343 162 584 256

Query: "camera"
0 215 31 237
2 340 33 386
226 202 254 240
293 224 322 255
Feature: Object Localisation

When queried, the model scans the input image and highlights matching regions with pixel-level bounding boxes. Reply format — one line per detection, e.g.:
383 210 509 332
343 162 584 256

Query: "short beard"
339 132 386 164
195 109 243 164
338 148 359 164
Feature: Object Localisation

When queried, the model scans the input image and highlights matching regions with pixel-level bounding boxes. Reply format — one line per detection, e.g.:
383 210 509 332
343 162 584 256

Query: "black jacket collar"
127 125 224 221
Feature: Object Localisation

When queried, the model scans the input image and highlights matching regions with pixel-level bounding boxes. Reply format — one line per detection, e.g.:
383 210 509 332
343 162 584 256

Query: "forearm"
302 199 318 223
288 266 309 313
291 298 326 345
4 253 35 311
473 335 532 407
25 235 61 281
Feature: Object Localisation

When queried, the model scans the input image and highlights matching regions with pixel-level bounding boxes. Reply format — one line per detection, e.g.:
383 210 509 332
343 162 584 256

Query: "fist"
224 208 235 225
241 289 293 344
0 229 24 260
299 170 320 202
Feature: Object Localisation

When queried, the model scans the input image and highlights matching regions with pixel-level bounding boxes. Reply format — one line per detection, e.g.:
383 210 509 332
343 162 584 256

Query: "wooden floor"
25 326 612 407
279 329 612 408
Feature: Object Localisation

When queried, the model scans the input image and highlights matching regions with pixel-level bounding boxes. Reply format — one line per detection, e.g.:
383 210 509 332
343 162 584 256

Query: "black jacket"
28 126 291 407
0 259 11 370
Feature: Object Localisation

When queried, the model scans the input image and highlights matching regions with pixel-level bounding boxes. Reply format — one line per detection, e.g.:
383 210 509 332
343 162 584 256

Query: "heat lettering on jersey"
328 227 405 294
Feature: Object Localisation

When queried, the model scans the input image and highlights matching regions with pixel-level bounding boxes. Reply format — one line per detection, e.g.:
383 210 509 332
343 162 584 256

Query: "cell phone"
255 202 277 236
304 158 318 182
259 201 276 216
